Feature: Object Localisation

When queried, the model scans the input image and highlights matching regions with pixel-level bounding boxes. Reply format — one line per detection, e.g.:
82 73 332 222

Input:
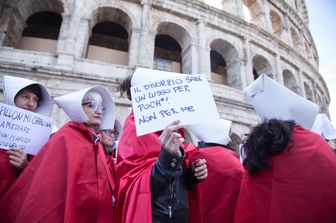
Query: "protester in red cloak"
0 86 116 223
234 119 336 223
187 119 243 223
0 76 52 199
190 145 243 222
114 112 207 223
100 119 123 164
115 75 207 223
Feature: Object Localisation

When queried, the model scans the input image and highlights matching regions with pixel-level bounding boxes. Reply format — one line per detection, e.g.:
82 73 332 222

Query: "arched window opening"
252 55 274 80
243 0 262 27
210 39 242 89
155 22 191 73
87 21 129 65
18 11 62 53
154 34 182 73
283 70 299 94
304 82 313 101
291 28 300 50
304 42 313 60
270 10 283 39
211 50 227 85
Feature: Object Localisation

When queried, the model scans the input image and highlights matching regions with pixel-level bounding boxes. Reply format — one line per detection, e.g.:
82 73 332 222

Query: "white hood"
187 119 232 146
3 75 52 116
54 86 115 129
244 74 319 130
101 118 123 140
311 113 336 140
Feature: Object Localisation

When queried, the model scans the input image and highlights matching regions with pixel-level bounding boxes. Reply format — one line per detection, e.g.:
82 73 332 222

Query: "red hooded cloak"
234 125 336 223
189 146 243 223
114 112 203 223
0 122 114 223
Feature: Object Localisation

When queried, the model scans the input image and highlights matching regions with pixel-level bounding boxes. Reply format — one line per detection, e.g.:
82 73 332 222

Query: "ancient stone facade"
0 0 330 151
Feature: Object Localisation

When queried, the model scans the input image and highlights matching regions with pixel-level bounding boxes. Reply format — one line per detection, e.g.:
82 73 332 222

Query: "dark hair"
118 75 132 100
242 119 295 175
15 84 43 103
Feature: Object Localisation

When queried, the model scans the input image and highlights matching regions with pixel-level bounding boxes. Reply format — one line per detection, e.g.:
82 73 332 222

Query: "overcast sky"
205 0 336 126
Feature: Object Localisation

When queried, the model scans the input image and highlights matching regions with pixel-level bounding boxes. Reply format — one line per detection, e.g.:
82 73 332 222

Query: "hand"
159 120 184 156
191 159 207 181
7 148 29 172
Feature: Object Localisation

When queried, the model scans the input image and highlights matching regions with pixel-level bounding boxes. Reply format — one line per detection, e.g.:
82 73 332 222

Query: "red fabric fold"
0 149 18 199
234 125 336 223
114 112 203 223
0 122 114 223
188 145 243 223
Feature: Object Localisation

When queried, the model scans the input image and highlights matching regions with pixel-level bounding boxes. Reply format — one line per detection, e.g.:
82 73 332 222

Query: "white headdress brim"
54 86 115 129
244 74 319 129
3 75 52 116
187 119 232 145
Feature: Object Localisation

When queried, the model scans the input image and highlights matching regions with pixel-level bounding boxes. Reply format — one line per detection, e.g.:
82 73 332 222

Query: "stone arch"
290 27 300 50
304 82 313 101
283 69 299 94
243 0 263 27
304 41 312 60
85 7 132 65
252 54 274 80
269 9 283 39
210 39 242 89
3 0 64 48
155 22 193 74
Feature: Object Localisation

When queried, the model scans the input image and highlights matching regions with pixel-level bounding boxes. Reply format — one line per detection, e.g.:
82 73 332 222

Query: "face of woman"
100 128 119 148
82 100 104 130
14 90 39 112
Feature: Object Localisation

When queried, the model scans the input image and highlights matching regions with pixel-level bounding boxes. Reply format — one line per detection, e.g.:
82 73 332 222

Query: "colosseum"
0 0 330 151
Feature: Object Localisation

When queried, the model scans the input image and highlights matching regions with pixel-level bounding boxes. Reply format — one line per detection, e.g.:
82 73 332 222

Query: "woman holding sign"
0 75 52 199
114 71 207 223
0 86 116 223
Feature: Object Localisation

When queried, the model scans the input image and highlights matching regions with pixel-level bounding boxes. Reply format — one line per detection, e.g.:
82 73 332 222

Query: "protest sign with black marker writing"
131 68 219 136
0 103 53 155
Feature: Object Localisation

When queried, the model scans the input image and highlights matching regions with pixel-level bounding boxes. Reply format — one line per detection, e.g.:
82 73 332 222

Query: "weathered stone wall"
0 0 330 151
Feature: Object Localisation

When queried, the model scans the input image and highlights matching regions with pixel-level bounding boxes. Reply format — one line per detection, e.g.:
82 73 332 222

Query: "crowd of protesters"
0 70 335 223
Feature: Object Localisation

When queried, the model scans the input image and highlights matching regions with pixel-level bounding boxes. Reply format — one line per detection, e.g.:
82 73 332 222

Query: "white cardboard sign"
0 103 53 155
131 73 219 136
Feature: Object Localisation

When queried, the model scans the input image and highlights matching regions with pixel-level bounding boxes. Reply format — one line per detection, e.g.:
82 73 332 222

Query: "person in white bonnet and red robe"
0 76 52 199
0 86 116 223
187 119 243 223
234 74 336 223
